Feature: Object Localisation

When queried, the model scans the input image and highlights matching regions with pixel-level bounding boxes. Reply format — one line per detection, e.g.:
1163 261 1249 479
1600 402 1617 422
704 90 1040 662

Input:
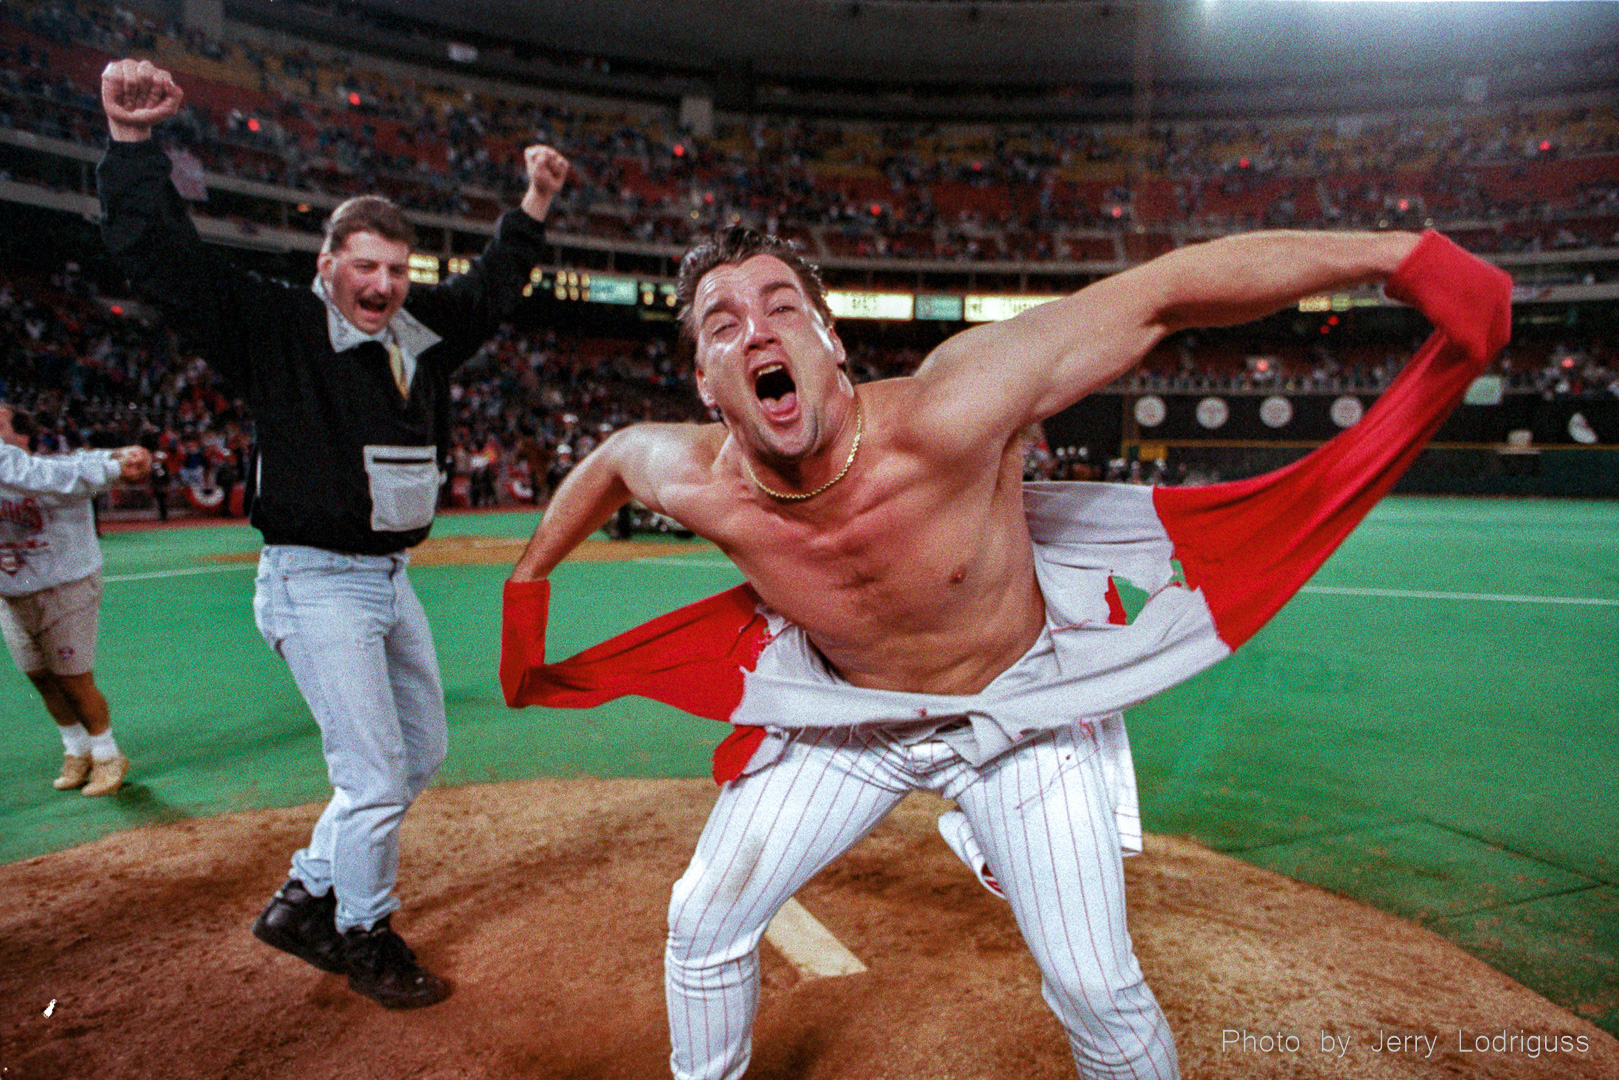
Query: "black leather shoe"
251 878 346 974
344 917 450 1009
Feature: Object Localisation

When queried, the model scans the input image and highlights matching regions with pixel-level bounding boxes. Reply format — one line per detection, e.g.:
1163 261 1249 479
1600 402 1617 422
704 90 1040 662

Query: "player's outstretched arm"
508 425 697 583
913 229 1421 442
0 443 129 498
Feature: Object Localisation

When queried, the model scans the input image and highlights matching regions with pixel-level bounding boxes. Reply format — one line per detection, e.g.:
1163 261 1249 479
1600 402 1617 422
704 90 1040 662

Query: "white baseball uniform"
653 490 1187 1078
0 442 124 676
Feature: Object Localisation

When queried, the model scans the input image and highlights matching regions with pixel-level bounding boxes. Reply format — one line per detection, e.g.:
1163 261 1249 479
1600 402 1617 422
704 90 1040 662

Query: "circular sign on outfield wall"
1195 396 1229 430
1133 395 1167 428
1330 395 1365 429
1259 395 1294 429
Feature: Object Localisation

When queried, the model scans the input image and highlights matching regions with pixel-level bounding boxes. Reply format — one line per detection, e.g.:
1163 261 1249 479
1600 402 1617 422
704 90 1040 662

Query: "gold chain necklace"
741 402 863 502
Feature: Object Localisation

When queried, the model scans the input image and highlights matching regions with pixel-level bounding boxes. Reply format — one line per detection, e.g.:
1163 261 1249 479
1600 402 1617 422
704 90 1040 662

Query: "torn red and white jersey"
501 231 1514 810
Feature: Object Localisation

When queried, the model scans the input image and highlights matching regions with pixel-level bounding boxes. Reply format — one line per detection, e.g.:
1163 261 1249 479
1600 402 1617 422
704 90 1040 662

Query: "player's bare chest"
721 486 995 603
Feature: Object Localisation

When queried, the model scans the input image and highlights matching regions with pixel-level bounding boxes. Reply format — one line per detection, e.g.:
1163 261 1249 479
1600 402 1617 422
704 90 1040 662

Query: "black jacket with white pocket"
99 138 548 554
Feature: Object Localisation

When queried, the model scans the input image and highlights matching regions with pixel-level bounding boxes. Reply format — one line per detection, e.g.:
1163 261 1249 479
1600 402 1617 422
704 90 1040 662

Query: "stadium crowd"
3 253 1613 519
3 0 1618 268
0 0 1614 518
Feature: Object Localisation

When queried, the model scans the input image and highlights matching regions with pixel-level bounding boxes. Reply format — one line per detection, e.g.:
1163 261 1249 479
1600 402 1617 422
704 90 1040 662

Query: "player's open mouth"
358 295 392 315
753 363 797 414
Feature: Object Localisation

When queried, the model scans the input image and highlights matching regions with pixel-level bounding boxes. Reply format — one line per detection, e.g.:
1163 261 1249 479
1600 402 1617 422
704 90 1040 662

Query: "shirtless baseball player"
508 224 1477 1079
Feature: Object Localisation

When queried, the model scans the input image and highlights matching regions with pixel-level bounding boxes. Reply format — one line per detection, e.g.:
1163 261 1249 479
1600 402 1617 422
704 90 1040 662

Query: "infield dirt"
3 777 1614 1080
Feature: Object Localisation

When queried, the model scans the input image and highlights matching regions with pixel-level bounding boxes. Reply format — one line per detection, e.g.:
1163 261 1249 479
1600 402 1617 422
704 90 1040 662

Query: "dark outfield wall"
1044 393 1619 497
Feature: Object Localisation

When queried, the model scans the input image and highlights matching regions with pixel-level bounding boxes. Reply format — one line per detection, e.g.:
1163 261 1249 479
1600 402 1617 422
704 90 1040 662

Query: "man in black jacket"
98 58 569 1009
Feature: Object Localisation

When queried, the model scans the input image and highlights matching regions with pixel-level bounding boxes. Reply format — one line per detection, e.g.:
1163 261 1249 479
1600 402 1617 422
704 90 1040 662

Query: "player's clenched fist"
101 59 184 142
112 445 153 483
519 144 570 222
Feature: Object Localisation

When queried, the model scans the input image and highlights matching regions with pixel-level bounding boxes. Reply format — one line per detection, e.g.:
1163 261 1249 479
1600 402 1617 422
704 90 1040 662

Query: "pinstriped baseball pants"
665 722 1179 1080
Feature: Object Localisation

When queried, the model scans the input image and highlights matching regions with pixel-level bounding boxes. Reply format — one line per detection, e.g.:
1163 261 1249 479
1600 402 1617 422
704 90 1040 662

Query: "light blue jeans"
253 545 447 932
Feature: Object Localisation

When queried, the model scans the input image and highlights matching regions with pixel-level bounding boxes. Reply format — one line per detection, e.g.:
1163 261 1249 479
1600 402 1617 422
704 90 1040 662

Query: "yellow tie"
386 341 410 398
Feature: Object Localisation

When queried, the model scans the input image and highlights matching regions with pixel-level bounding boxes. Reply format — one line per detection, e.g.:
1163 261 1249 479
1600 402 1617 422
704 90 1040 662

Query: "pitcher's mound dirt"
2 778 1613 1079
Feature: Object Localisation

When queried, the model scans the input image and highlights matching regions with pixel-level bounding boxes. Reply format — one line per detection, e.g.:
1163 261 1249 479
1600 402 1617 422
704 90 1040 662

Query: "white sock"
87 730 121 761
58 723 91 756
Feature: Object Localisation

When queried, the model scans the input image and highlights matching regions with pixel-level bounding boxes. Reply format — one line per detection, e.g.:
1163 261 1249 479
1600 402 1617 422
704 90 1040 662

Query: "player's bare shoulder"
612 420 730 520
868 343 1018 466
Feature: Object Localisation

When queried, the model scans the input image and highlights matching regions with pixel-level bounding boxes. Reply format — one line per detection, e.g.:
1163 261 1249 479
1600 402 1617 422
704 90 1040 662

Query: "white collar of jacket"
311 275 442 377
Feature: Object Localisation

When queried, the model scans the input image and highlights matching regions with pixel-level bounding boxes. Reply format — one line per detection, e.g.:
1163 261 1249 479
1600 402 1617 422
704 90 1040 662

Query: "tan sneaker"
82 754 129 797
53 753 93 790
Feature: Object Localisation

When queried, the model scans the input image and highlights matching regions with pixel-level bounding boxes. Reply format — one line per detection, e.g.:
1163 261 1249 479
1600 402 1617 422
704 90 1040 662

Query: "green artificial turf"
1 497 1613 1034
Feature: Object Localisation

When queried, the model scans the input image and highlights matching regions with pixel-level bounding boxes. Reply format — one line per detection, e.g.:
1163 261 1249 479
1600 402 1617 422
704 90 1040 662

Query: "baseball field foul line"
104 564 255 583
764 898 868 979
1301 584 1619 606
